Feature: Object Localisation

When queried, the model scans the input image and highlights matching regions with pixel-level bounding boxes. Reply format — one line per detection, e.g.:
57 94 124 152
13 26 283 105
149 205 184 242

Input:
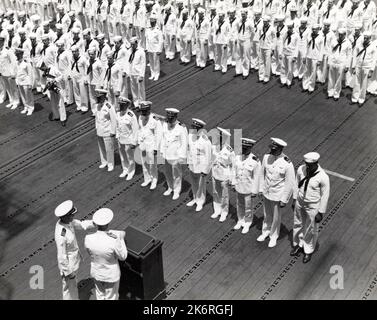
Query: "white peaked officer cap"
218 10 226 16
95 88 109 96
198 7 206 14
6 24 14 31
164 4 171 10
140 101 152 109
55 200 77 217
119 96 131 104
29 32 37 39
150 13 158 20
311 23 320 29
6 9 14 16
240 8 248 14
165 108 179 114
68 10 75 16
82 28 91 35
192 118 206 127
93 208 114 226
106 51 114 58
271 137 287 147
209 4 217 10
304 152 320 163
254 8 262 14
217 127 231 137
57 4 65 10
241 138 256 146
228 7 236 13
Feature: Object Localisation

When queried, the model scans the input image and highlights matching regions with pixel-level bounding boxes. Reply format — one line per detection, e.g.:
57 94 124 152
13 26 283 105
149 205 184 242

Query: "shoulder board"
106 231 117 239
105 102 112 109
61 228 66 237
284 156 291 163
127 111 133 117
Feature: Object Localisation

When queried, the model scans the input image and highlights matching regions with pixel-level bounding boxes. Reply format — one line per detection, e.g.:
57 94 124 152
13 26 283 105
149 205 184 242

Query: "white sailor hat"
6 10 14 16
71 27 80 34
338 28 347 34
228 7 237 13
352 0 359 3
88 48 97 54
209 4 217 10
140 100 152 109
93 208 114 226
240 8 248 14
303 152 320 163
176 0 184 3
198 7 206 14
192 118 206 127
18 27 26 34
182 8 189 15
363 30 372 37
354 22 363 29
71 45 79 51
29 32 37 39
290 4 297 11
145 0 154 5
130 36 138 44
68 10 75 16
254 8 262 14
242 0 250 3
113 36 122 43
31 14 40 21
41 34 50 41
274 14 285 22
193 0 200 4
218 10 226 16
96 33 105 40
217 127 231 137
57 4 65 10
42 21 50 27
241 138 256 146
55 23 63 30
149 13 158 20
6 24 14 31
82 28 91 35
271 137 287 147
300 16 308 23
262 15 271 22
164 4 171 10
285 20 294 27
119 96 131 104
323 19 331 26
55 200 77 218
95 88 108 96
106 51 114 58
18 11 26 17
55 39 65 47
165 107 179 114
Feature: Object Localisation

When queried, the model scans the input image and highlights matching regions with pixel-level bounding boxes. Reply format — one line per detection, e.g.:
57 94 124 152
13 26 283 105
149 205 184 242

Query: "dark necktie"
309 34 318 49
107 0 112 14
304 4 312 16
216 21 224 34
97 1 102 14
332 39 344 52
298 170 320 192
323 31 328 46
68 19 74 31
324 7 330 18
54 34 62 43
299 27 306 39
254 20 260 32
181 19 186 29
340 0 346 8
41 45 48 55
105 63 113 81
85 39 92 51
229 18 235 27
19 39 25 48
71 58 80 72
164 13 170 25
260 26 269 40
373 19 377 26
318 0 325 9
285 33 292 45
210 16 215 27
113 47 120 60
98 45 104 58
71 39 79 48
276 25 284 38
58 15 63 24
31 44 37 57
352 35 359 49
197 19 203 30
239 21 246 34
57 51 62 63
120 1 126 15
21 20 26 27
357 43 369 60
87 60 94 74
348 4 358 17
266 0 273 8
8 35 13 48
283 0 290 12
128 49 136 63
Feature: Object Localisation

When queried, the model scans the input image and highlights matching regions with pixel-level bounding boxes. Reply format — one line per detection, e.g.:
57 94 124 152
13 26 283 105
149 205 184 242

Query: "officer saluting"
211 127 235 222
291 152 330 263
54 200 95 300
258 138 295 248
84 208 128 300
232 138 261 234
186 118 212 212
160 108 188 200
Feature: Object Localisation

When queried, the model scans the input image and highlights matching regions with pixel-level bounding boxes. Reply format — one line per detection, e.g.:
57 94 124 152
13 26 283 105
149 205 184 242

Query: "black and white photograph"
0 0 377 307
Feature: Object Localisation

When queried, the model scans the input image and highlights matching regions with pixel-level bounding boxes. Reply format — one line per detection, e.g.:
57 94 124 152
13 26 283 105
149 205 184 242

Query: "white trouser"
352 66 371 104
214 43 228 71
135 27 146 49
317 55 329 83
18 85 34 112
141 150 158 183
280 55 295 85
250 41 260 69
261 197 282 241
0 76 7 102
4 77 20 105
94 280 120 300
164 160 182 194
293 199 320 254
72 78 88 111
189 171 207 206
293 50 306 79
227 39 237 66
88 84 99 115
195 39 208 68
258 48 272 81
212 178 229 217
129 76 145 107
98 136 115 167
302 58 318 92
118 142 136 175
164 33 176 59
367 65 377 95
61 272 79 300
32 66 42 90
119 23 133 41
236 192 254 224
208 35 215 60
179 39 192 63
271 45 282 75
328 64 345 99
148 52 161 78
235 40 251 76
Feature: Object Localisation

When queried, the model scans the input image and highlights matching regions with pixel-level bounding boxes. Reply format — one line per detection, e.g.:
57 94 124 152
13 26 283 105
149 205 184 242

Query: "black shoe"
234 73 242 78
81 110 88 115
257 79 264 83
61 120 66 127
287 84 292 89
326 95 331 99
75 109 81 113
301 89 307 93
201 66 205 70
280 83 286 88
308 90 313 95
290 246 302 256
334 97 339 101
303 253 312 263
358 102 364 107
242 75 248 80
349 101 357 105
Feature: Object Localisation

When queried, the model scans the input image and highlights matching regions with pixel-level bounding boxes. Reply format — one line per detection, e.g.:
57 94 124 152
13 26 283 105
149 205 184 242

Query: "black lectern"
119 225 165 300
